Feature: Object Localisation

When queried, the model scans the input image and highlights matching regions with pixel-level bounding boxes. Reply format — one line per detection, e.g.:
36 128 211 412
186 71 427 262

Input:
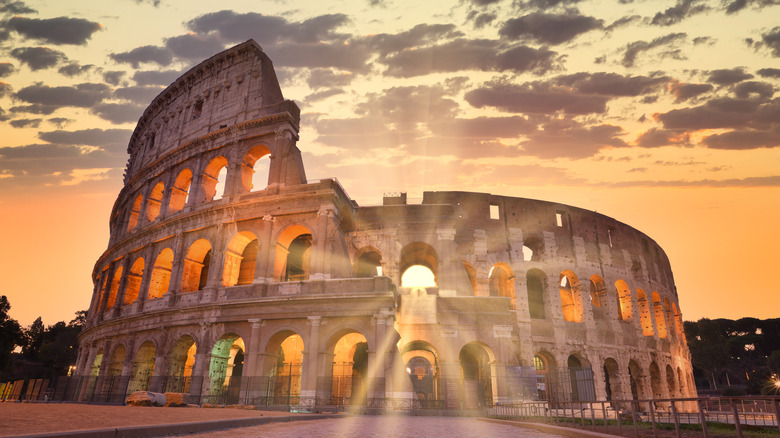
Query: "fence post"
671 400 681 438
697 399 709 438
632 401 640 438
650 402 657 437
774 400 780 434
731 402 743 438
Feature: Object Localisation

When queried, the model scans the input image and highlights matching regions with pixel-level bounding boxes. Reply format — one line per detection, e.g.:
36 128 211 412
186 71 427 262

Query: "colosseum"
74 40 696 410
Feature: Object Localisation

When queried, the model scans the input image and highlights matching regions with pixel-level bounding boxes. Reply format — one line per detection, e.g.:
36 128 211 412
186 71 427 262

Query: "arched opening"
208 335 245 404
167 336 196 393
201 156 228 202
330 332 368 405
664 298 675 338
127 194 142 233
107 345 125 377
148 248 174 300
462 261 477 295
677 366 685 397
106 265 123 311
354 248 382 278
603 358 621 402
123 257 144 305
665 364 676 397
401 341 442 406
128 341 156 393
560 271 583 323
628 360 644 401
589 275 606 320
533 353 554 401
653 292 667 338
90 349 104 377
263 332 303 405
649 361 663 399
274 226 313 282
145 182 164 222
399 242 438 287
168 168 192 214
566 355 594 402
527 268 547 319
241 145 271 192
523 236 543 262
637 289 654 336
489 263 516 309
615 280 633 321
673 303 684 340
181 239 212 293
223 231 258 286
459 343 494 408
96 270 108 313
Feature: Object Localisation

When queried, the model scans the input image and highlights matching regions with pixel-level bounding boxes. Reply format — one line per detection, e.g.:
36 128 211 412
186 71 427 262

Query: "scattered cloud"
7 16 102 45
734 81 774 99
132 69 182 86
554 72 669 96
465 78 609 114
649 0 710 26
0 81 11 98
9 118 41 128
635 127 691 147
0 62 14 77
90 102 146 124
520 119 627 158
58 62 93 77
757 67 780 78
0 0 36 14
102 70 125 86
10 47 67 71
757 26 780 57
38 128 131 147
109 45 173 68
499 12 603 45
15 82 111 108
622 33 687 68
668 80 713 102
707 67 753 85
164 33 225 61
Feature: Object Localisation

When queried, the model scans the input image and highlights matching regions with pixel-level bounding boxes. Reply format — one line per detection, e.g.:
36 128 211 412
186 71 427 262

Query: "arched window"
459 343 494 408
330 332 369 405
208 335 245 402
168 169 192 213
615 280 633 321
399 242 438 287
653 292 667 338
489 263 516 309
527 269 547 319
462 261 477 295
145 182 164 222
273 226 313 282
148 248 174 299
123 257 144 305
167 336 196 393
589 275 606 320
560 271 583 323
223 232 258 286
637 289 654 336
128 341 156 393
181 239 212 293
523 236 543 262
354 248 382 277
127 194 142 233
106 265 123 311
241 145 271 192
201 156 228 202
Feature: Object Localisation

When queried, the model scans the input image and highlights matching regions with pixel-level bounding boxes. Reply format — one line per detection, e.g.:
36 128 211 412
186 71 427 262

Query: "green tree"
685 318 732 390
768 350 780 376
0 295 24 379
22 317 45 361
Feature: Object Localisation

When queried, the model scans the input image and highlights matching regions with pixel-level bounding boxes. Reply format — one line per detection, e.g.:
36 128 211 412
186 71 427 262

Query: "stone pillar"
244 319 262 377
369 313 388 399
134 245 155 312
256 215 275 282
158 175 173 219
165 234 185 307
310 209 330 280
111 257 133 318
187 164 204 207
149 355 166 392
301 316 322 399
96 265 116 322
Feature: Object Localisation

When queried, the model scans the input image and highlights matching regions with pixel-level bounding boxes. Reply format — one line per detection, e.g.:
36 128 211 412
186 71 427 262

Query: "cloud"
102 70 125 86
465 78 609 114
109 45 173 68
757 26 780 57
90 103 145 124
668 80 713 102
304 88 344 103
514 0 584 10
0 107 8 122
649 0 709 26
707 67 753 85
15 82 111 108
635 127 691 147
499 12 603 45
47 117 70 128
379 39 562 77
605 15 641 32
186 10 350 45
132 69 182 86
520 119 627 158
554 72 669 96
364 24 463 57
0 62 14 77
608 175 780 188
57 62 93 77
702 128 780 149
307 68 354 89
428 116 535 138
468 12 497 28
0 81 11 98
10 47 67 71
37 128 130 146
621 33 686 67
7 16 102 45
9 104 58 115
164 33 225 61
9 118 41 128
757 67 780 78
725 0 780 14
114 86 162 105
0 0 36 14
734 81 774 99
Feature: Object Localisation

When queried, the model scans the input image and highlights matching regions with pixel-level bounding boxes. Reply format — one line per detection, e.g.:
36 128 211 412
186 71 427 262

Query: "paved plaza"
189 416 570 438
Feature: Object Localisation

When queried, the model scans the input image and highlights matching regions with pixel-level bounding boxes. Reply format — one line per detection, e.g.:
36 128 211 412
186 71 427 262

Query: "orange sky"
0 0 779 326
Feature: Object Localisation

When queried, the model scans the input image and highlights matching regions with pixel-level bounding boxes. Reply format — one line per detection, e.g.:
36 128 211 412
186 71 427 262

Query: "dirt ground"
0 402 294 437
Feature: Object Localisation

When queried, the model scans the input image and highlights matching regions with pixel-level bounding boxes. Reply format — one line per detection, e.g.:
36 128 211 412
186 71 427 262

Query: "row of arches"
94 226 313 315
120 145 271 235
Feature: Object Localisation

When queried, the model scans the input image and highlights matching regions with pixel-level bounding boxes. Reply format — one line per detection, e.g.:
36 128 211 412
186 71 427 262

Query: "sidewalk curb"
479 418 620 438
12 413 345 438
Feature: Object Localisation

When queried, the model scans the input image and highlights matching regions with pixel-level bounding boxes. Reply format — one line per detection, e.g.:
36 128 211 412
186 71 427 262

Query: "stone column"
165 234 185 307
96 265 116 322
149 354 166 393
187 163 204 207
112 257 133 318
134 245 156 312
244 319 262 377
310 209 330 280
256 215 275 282
301 316 322 399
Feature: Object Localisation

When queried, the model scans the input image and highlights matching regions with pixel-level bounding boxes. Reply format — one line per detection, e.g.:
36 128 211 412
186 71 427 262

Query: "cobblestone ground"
192 416 567 438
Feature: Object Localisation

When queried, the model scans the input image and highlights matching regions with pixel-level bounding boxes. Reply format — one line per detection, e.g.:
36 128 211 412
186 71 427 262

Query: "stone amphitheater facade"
76 40 696 409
